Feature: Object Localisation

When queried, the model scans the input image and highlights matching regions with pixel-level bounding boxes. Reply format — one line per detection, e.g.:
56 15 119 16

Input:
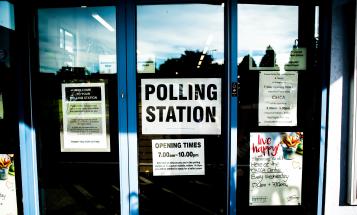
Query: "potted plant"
0 155 11 180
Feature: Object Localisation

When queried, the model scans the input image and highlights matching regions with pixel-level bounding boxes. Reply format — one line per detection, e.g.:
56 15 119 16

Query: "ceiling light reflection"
92 13 115 32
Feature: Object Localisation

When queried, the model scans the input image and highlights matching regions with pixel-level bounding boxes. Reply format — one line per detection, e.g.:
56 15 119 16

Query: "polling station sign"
141 78 221 135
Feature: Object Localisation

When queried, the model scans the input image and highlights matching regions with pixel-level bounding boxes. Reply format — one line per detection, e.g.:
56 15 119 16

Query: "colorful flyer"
152 139 205 176
249 132 303 206
61 83 110 152
141 78 221 135
258 71 298 126
0 154 17 215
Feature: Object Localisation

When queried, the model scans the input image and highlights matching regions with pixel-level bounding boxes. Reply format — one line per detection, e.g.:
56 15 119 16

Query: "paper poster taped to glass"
141 78 221 135
61 82 110 152
249 132 303 206
259 71 298 126
152 139 205 176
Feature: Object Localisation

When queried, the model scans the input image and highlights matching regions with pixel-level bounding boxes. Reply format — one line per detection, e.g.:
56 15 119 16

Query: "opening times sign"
141 78 221 135
152 139 205 176
249 132 303 206
61 83 110 152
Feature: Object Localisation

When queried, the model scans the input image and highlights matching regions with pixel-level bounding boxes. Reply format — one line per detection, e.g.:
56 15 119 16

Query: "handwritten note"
0 175 17 214
250 132 303 206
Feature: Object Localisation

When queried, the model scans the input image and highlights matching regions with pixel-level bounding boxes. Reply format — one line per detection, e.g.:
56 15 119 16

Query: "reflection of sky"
38 4 300 73
238 4 298 67
137 4 224 67
38 7 116 73
138 4 298 68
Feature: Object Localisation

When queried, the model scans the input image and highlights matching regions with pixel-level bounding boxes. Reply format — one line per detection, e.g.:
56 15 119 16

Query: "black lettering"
207 84 217 100
193 106 204 122
176 106 186 122
169 84 178 100
157 84 167 100
187 106 191 122
206 106 216 122
146 106 155 122
145 84 155 100
166 106 177 122
188 84 193 100
195 84 205 100
156 106 166 122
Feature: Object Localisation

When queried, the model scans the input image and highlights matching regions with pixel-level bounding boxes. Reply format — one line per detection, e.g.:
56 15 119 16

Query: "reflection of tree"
157 50 223 77
237 54 259 162
259 45 277 67
238 54 256 71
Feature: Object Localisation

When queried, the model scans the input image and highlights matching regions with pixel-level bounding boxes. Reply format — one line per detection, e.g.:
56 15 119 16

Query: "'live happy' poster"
249 132 303 206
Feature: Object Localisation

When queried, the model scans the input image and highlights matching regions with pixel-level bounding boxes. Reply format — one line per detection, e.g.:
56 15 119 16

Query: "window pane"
237 4 302 210
39 7 116 74
36 7 120 214
137 4 225 214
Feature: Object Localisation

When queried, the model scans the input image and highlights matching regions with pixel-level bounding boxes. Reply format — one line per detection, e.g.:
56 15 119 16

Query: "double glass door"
34 1 320 215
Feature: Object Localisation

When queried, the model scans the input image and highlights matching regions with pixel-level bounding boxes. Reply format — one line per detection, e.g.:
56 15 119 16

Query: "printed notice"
249 132 303 206
61 83 110 152
284 48 307 71
0 154 17 215
99 55 116 74
152 139 205 176
0 93 3 119
259 71 298 126
141 78 221 135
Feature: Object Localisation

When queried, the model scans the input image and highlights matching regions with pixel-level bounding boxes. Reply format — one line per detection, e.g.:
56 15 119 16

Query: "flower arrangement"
280 133 303 159
0 155 11 180
0 156 11 169
281 134 301 148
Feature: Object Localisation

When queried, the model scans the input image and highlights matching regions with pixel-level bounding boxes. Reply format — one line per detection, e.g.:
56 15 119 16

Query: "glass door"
136 3 227 215
35 6 121 214
236 3 321 214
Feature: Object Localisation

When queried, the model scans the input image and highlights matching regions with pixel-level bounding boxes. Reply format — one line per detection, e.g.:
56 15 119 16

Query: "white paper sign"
137 54 155 73
259 71 298 126
152 139 205 176
249 132 303 206
0 93 3 119
141 78 221 135
99 55 116 74
284 48 307 71
61 83 110 152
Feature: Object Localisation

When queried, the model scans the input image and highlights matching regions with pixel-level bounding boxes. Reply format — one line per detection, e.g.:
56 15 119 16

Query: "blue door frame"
16 1 328 215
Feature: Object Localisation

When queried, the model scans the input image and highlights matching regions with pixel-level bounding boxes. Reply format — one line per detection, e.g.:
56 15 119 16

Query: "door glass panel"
137 4 225 214
36 7 120 214
0 12 21 214
237 3 319 214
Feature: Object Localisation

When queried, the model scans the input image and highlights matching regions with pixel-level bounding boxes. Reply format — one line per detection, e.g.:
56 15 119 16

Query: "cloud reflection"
238 4 298 67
